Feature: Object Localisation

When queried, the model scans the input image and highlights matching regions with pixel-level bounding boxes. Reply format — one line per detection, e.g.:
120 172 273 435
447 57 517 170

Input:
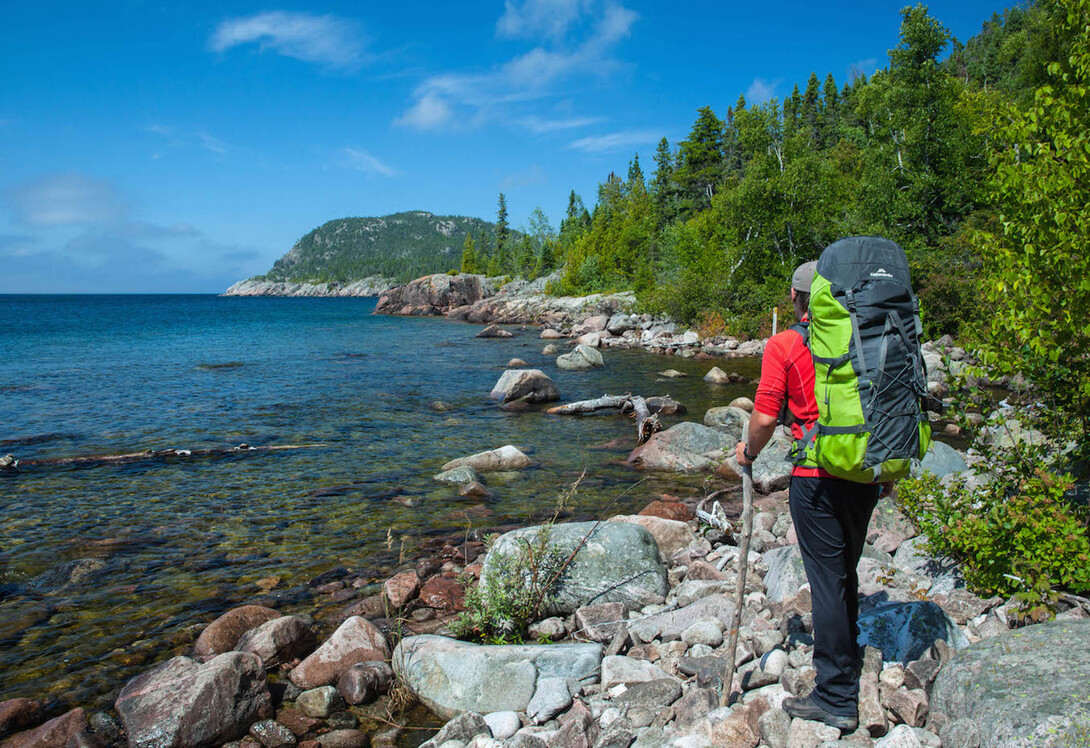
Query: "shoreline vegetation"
6 1 1090 745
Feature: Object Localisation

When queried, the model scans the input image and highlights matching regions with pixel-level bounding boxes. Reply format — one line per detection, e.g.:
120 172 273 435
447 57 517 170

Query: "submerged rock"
479 521 668 615
477 324 513 338
441 445 533 472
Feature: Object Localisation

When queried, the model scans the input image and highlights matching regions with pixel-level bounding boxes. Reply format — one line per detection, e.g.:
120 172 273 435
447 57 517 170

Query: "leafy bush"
450 528 567 644
897 438 1090 621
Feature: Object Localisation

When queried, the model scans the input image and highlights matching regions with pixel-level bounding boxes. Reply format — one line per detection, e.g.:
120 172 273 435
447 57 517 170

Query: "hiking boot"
782 695 858 731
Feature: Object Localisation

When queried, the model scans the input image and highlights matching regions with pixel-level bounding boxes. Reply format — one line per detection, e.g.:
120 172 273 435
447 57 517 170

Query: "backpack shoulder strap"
788 320 810 347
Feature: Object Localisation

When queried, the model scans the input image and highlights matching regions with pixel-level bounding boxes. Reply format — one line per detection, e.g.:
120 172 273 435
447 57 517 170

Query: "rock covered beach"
3 277 1087 748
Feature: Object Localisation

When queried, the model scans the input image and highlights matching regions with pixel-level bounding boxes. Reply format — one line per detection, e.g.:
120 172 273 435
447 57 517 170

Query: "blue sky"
1 0 1011 293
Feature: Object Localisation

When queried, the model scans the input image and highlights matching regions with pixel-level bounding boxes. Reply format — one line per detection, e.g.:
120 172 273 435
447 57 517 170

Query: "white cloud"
198 131 230 154
209 11 363 69
497 0 590 40
341 147 396 177
519 115 603 134
569 129 661 153
396 0 637 132
746 78 781 104
6 174 126 227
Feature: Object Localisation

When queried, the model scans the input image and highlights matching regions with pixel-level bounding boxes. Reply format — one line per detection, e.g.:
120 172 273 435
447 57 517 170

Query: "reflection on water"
0 294 759 708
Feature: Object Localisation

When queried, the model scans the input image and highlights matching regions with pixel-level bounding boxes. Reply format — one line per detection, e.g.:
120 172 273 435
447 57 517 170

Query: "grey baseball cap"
792 261 818 292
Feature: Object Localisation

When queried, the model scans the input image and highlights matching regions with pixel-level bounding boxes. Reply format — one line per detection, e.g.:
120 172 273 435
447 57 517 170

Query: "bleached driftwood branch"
546 393 681 444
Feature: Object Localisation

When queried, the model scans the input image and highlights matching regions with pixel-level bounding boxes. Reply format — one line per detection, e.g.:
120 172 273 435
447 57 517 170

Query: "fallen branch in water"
2 443 327 470
546 393 680 444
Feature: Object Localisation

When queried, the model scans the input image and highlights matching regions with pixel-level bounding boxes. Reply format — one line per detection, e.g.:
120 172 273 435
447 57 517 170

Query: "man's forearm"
735 410 779 465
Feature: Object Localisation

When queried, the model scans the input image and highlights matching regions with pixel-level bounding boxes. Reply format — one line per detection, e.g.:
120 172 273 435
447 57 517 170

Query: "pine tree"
784 84 801 139
675 105 724 212
495 193 510 258
460 233 477 274
821 73 840 146
652 137 678 225
801 72 821 145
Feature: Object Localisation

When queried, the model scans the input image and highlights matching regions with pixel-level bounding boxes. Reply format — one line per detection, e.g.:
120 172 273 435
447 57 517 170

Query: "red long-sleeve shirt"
753 323 827 478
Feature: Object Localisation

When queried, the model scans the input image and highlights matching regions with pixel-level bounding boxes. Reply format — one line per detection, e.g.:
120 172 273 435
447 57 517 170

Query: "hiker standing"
735 247 919 731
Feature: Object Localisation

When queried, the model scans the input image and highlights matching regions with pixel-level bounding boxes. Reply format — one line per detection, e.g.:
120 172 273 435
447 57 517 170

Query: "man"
734 260 889 732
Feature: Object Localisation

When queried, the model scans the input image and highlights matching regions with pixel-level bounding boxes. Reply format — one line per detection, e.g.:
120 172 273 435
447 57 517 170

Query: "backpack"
794 236 932 483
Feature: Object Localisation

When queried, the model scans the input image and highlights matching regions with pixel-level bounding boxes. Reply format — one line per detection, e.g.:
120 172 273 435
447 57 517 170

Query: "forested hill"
257 212 501 283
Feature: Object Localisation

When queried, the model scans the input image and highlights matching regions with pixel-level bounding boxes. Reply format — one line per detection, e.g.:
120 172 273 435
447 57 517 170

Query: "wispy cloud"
519 115 604 134
209 11 364 69
849 58 879 81
341 147 396 177
497 0 591 41
396 0 637 132
198 131 229 154
500 165 547 191
6 174 126 228
569 129 660 153
746 77 781 104
0 173 266 293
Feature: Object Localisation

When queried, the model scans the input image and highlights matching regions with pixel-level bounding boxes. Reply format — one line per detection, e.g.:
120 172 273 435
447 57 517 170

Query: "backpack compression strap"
784 322 819 465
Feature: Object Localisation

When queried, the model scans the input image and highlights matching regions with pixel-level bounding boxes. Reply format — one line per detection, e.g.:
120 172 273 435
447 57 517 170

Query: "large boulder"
703 406 750 444
115 652 271 748
289 617 391 689
912 441 968 479
556 344 604 371
857 601 969 663
931 619 1090 747
489 370 560 404
479 521 668 616
626 422 731 472
393 635 602 719
607 515 700 558
891 536 965 596
718 424 794 493
762 545 808 603
375 274 494 315
1 708 88 748
628 594 737 643
440 445 533 472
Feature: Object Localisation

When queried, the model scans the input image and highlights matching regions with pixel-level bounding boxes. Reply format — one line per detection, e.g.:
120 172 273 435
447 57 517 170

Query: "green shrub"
897 442 1090 621
450 528 567 644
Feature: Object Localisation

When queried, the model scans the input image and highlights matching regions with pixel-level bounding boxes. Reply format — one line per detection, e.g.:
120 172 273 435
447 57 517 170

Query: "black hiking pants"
789 475 880 717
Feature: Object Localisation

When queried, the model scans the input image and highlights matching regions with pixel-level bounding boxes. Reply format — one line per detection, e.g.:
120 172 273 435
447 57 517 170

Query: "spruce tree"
495 193 510 259
675 105 725 212
460 233 477 274
652 137 677 225
821 73 840 146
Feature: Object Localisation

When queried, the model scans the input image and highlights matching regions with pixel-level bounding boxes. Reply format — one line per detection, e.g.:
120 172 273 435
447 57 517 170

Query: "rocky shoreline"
224 278 395 297
2 296 1078 748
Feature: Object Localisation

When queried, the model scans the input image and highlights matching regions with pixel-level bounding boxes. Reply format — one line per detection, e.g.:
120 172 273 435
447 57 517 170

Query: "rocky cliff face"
223 278 395 297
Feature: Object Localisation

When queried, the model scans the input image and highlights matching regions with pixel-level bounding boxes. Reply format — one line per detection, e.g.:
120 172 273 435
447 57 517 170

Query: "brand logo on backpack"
869 267 894 279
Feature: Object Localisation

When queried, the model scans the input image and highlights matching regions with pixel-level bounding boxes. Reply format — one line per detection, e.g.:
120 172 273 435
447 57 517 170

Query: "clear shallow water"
0 295 759 710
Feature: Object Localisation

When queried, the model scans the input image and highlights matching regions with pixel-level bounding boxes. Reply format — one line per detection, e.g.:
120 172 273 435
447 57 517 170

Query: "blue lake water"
0 294 759 711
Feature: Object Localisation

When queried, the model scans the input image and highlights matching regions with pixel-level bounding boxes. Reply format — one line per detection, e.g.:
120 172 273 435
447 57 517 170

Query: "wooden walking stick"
720 461 754 706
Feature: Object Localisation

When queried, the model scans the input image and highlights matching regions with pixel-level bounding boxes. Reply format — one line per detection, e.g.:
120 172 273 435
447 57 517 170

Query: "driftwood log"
1 443 325 471
546 393 683 444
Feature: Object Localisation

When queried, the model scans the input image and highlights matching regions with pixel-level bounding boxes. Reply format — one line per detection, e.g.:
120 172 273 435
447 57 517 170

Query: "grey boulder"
718 422 794 493
115 652 271 748
489 369 560 403
479 521 668 616
393 635 602 719
235 615 315 669
556 344 604 371
762 544 808 603
626 421 730 472
441 445 533 472
912 441 968 479
931 619 1090 748
702 406 750 444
